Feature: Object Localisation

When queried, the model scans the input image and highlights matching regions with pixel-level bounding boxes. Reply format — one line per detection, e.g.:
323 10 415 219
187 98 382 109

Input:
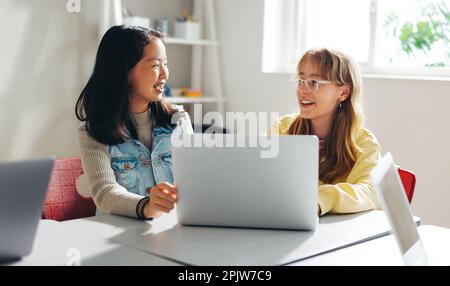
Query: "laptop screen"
371 152 428 265
376 159 419 253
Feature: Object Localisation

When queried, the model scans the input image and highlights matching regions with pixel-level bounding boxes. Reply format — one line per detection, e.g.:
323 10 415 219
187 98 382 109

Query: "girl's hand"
143 182 178 219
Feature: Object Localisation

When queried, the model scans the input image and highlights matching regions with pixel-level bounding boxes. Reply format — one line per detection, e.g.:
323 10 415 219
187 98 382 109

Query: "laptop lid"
370 152 428 266
172 134 318 230
0 158 54 261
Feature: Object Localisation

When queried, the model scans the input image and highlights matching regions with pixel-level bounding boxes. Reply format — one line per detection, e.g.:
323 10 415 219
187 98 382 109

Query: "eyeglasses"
297 78 332 92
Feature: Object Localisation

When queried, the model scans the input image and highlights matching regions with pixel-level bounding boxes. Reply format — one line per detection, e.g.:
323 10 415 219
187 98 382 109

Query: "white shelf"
166 97 226 104
160 0 224 117
165 37 220 46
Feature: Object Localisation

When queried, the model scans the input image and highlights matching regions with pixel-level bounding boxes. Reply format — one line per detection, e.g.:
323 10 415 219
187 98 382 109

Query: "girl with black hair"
75 25 192 220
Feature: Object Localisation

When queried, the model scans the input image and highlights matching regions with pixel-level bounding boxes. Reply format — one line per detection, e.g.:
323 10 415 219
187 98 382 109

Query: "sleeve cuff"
318 186 336 216
136 197 153 221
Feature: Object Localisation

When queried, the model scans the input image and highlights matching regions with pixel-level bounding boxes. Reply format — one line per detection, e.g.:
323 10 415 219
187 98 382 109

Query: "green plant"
384 0 450 67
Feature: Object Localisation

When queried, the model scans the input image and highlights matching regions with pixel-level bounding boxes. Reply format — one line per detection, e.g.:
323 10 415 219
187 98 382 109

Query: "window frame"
264 0 450 78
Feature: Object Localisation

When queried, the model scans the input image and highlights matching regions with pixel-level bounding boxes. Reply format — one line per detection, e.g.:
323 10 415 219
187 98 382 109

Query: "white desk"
289 225 450 266
62 210 417 266
8 211 449 266
5 220 179 266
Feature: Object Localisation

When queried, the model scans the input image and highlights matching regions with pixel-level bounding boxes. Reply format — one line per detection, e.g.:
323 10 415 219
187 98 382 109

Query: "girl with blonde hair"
270 48 381 215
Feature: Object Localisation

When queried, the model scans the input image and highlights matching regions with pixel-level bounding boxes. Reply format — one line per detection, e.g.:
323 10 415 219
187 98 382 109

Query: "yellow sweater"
269 113 381 215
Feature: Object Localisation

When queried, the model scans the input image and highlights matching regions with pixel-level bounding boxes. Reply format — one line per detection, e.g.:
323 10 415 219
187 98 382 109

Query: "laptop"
0 158 54 262
172 134 318 230
370 152 448 266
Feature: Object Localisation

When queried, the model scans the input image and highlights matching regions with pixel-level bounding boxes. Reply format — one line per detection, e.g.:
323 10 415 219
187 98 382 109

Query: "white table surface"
5 220 180 266
288 225 450 266
62 210 417 266
7 213 444 266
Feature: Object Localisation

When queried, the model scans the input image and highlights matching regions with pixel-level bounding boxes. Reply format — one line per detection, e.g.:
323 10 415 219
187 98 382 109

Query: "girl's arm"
77 126 144 218
266 113 298 135
318 129 381 215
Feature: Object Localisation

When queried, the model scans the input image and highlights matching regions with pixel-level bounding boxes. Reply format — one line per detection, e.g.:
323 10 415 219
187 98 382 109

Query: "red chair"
43 157 96 221
398 167 416 204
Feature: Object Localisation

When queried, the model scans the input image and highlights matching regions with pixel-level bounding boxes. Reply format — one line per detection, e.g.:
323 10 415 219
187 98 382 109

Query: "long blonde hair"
289 48 364 184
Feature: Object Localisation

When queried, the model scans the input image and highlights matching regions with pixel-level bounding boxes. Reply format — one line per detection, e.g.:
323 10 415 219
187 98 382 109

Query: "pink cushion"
43 157 96 221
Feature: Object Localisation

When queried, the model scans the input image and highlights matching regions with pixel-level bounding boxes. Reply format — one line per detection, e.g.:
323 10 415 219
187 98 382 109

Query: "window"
262 0 450 77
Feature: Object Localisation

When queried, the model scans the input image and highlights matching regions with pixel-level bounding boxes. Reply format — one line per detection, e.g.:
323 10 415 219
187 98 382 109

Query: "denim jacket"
108 110 192 197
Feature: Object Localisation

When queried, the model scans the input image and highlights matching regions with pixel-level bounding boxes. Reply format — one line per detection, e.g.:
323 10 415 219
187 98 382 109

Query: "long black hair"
75 25 176 145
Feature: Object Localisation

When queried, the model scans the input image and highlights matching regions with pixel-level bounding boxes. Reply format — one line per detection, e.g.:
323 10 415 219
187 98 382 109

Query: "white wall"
364 78 450 228
216 0 450 227
0 0 99 160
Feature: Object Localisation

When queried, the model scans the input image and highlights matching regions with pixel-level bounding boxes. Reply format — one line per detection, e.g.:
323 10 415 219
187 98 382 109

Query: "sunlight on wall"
0 0 98 160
